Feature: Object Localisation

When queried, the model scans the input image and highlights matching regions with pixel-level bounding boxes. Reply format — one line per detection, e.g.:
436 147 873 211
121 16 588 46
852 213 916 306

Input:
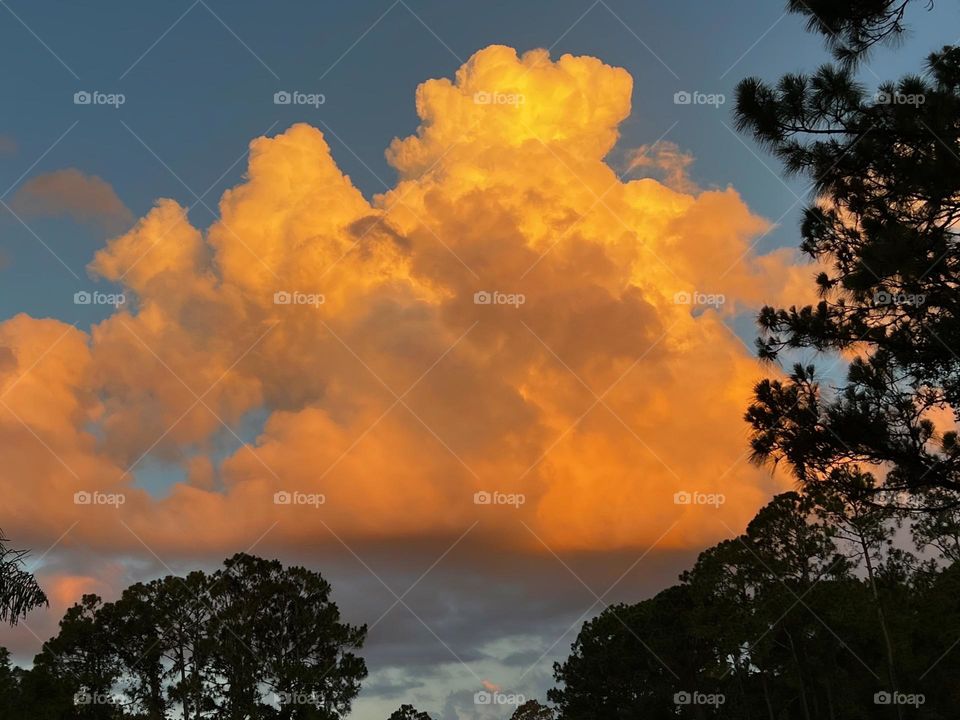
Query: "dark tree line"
548 489 960 719
0 554 366 720
8 497 960 720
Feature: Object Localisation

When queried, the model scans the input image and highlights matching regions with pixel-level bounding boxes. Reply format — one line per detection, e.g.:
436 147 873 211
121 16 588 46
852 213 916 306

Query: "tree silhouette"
1 554 366 719
548 491 960 718
911 487 960 560
3 497 960 717
737 1 960 512
0 530 47 626
509 699 555 720
386 704 432 720
784 0 924 65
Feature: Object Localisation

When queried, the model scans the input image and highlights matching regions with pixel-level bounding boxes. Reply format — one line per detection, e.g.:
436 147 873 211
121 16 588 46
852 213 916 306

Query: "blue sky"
3 0 957 326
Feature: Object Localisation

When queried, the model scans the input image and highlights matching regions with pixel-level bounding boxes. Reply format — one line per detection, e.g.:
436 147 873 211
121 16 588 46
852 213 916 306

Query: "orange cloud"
45 574 102 607
11 168 133 233
0 566 124 657
0 45 811 561
626 140 697 193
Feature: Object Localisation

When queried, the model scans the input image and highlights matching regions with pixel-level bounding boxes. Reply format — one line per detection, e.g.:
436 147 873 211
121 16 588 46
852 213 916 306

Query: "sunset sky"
1 1 958 718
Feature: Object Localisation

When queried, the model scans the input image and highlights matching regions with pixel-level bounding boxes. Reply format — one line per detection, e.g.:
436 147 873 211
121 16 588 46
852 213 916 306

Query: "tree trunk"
761 672 776 720
825 652 837 720
178 640 191 720
734 658 753 720
786 630 812 720
858 527 902 720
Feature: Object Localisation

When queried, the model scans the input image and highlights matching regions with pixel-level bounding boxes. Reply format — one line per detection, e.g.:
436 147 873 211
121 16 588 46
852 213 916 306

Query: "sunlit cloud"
0 45 817 564
625 140 697 193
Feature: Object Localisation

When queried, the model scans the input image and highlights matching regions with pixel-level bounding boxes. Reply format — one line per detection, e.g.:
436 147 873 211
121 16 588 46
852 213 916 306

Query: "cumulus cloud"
626 140 697 193
0 46 816 571
10 168 133 233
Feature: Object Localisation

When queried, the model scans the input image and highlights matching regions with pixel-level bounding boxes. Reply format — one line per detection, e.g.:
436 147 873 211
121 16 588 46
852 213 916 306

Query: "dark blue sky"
2 0 956 325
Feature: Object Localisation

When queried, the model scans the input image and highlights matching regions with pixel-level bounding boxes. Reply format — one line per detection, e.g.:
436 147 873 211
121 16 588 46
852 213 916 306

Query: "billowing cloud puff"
10 168 133 233
0 46 815 562
626 140 697 193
